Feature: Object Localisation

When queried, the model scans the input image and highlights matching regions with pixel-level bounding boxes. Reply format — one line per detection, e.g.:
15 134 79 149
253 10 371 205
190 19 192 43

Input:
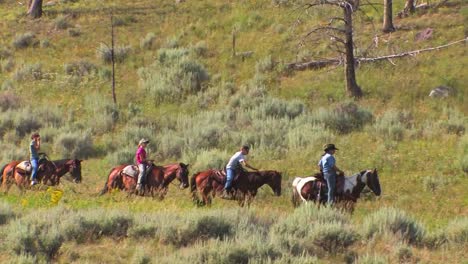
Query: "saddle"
215 167 244 185
16 161 32 174
122 164 152 178
122 165 139 178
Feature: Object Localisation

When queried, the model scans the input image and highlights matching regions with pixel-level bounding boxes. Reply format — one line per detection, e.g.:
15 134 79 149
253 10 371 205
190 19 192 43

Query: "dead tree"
304 0 363 98
110 14 117 105
404 0 416 14
27 0 43 19
383 0 396 33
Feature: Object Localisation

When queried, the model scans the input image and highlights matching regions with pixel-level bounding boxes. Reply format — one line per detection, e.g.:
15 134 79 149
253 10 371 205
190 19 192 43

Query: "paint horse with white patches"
291 169 381 211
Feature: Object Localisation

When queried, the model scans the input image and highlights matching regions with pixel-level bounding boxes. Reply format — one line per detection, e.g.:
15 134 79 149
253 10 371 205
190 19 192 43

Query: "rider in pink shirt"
136 138 150 192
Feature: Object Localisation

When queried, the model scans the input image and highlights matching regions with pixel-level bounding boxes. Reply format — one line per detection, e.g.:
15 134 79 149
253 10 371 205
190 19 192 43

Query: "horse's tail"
99 168 115 196
190 172 201 203
0 164 6 184
291 177 302 208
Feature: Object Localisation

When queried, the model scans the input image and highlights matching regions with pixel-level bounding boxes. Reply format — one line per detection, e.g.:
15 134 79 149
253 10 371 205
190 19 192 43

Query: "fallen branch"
285 59 341 71
285 37 467 71
357 37 467 63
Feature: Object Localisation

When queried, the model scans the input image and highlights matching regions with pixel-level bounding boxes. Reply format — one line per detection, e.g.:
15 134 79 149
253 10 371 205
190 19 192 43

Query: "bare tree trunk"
383 0 396 33
404 0 416 13
111 15 117 105
27 0 43 19
343 4 363 98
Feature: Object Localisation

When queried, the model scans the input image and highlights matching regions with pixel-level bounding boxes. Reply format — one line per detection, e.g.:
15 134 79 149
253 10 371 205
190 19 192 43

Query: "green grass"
0 0 467 262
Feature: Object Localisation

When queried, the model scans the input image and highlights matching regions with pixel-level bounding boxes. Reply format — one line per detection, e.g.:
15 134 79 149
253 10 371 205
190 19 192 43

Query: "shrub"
1 58 15 72
54 15 70 30
112 15 137 27
140 32 156 50
105 145 135 165
311 102 373 134
131 249 152 264
98 67 112 80
0 201 15 225
394 243 413 263
139 50 210 103
64 60 97 76
271 205 355 254
68 28 81 37
0 92 20 111
97 44 131 64
423 229 447 248
192 41 208 57
164 36 180 48
362 207 425 244
54 131 95 159
188 149 230 172
445 217 468 245
13 63 43 81
255 55 276 73
355 254 388 264
1 79 14 90
40 39 51 48
422 176 447 192
12 32 36 49
374 110 411 141
0 47 12 59
438 107 466 135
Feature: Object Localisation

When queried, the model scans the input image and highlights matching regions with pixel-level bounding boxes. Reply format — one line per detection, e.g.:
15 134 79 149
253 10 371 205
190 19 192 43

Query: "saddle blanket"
17 161 32 173
122 165 139 178
292 177 317 202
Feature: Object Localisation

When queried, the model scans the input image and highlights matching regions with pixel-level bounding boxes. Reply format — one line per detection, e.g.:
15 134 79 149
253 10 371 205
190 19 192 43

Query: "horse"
9 159 57 190
48 159 83 184
291 169 381 212
1 158 82 191
191 169 282 206
99 162 190 198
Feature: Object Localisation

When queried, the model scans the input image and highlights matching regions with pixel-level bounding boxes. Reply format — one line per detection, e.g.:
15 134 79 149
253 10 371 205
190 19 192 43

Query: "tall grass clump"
255 55 276 73
458 134 468 173
138 47 210 103
445 217 468 245
54 131 94 158
437 107 466 135
140 32 156 50
12 32 36 49
53 15 71 30
0 201 15 225
373 110 412 141
311 102 373 134
271 205 357 254
362 207 425 244
355 254 388 264
13 63 43 81
64 60 97 76
97 44 132 64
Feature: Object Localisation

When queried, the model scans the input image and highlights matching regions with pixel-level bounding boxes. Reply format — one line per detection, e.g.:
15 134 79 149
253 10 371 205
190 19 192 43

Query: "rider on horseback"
318 143 344 205
136 138 150 193
222 145 259 199
30 132 41 186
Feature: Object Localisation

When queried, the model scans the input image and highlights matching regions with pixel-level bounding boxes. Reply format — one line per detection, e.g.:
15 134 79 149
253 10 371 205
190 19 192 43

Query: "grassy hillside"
0 0 467 263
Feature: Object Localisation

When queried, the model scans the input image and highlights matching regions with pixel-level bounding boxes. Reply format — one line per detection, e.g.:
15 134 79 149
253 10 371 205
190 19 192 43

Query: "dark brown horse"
191 169 282 206
291 169 381 211
99 163 190 198
49 159 83 184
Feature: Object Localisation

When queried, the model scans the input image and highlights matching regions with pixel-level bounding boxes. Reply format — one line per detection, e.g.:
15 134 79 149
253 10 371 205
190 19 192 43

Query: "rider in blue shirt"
318 144 344 205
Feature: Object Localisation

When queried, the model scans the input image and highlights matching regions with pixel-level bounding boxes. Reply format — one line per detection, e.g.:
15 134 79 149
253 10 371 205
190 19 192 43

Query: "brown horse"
191 169 282 206
9 159 57 190
1 158 82 191
99 163 190 198
291 169 381 211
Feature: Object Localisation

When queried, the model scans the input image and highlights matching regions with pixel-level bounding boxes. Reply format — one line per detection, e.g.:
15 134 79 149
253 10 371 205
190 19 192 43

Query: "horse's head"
265 170 282 196
176 163 190 189
363 168 381 196
68 159 82 183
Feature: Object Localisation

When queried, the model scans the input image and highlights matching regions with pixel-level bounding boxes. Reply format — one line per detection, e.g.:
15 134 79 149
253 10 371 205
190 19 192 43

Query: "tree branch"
286 37 467 71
